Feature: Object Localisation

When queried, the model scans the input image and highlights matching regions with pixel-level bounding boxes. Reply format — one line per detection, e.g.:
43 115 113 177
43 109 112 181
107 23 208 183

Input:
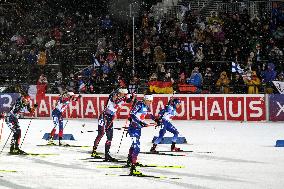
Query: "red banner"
24 94 267 121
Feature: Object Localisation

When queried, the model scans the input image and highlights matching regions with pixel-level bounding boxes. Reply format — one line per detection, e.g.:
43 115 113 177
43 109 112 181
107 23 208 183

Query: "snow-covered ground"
0 119 284 189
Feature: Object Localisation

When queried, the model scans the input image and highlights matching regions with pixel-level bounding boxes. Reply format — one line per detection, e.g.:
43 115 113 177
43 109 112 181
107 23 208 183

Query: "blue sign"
0 93 20 113
269 94 284 121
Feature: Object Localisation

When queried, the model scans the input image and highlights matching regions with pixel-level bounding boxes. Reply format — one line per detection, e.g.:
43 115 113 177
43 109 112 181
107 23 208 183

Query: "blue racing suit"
153 104 179 145
50 97 71 139
128 100 155 164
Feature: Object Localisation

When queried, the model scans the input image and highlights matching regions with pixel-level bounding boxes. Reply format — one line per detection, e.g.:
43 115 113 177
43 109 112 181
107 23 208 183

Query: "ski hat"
118 88 128 94
68 92 75 96
144 94 153 101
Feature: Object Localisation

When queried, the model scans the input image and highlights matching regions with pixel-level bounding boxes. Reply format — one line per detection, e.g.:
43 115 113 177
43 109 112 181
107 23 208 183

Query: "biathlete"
6 94 37 154
150 98 183 152
92 88 135 161
49 91 81 146
127 94 160 175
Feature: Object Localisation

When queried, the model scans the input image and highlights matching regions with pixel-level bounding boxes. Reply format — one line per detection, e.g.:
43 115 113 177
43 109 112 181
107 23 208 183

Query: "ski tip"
0 169 17 173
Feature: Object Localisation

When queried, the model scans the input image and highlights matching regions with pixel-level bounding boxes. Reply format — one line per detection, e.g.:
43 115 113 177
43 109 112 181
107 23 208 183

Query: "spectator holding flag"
244 71 261 94
232 62 244 74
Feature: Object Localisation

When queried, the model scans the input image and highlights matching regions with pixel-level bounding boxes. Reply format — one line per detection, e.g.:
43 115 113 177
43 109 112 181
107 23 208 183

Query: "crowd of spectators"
0 0 284 94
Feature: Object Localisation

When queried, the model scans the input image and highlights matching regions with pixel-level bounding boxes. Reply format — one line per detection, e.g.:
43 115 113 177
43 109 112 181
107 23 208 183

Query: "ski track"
0 119 284 189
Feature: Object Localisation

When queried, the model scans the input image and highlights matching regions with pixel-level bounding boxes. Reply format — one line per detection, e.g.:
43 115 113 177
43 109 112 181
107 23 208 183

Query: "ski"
106 173 180 180
156 150 212 154
0 169 17 172
89 159 126 163
155 150 193 153
8 152 59 156
140 151 186 157
140 151 212 156
37 144 90 148
83 156 125 163
97 164 184 169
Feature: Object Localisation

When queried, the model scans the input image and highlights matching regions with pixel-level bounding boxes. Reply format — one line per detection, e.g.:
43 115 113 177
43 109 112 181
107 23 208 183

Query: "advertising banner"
0 93 271 122
269 94 284 121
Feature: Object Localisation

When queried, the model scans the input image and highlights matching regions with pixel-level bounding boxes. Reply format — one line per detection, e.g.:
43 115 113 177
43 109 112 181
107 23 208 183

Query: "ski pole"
117 98 137 153
0 131 12 154
0 118 4 141
63 120 69 129
19 119 33 148
116 120 129 153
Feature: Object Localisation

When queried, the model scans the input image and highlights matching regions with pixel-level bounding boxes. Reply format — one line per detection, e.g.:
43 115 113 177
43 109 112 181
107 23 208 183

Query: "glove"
154 117 161 124
77 94 82 98
139 121 147 127
128 117 132 122
33 104 38 108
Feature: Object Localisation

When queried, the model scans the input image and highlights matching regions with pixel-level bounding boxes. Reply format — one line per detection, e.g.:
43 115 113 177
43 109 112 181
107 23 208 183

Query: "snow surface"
0 119 284 189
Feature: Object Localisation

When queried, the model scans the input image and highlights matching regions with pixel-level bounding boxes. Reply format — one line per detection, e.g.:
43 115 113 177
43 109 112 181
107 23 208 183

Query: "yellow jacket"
216 71 230 94
244 75 261 94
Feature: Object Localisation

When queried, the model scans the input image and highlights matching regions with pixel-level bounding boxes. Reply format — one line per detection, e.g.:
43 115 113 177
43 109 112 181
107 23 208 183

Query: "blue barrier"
152 136 187 144
42 133 75 140
275 140 284 147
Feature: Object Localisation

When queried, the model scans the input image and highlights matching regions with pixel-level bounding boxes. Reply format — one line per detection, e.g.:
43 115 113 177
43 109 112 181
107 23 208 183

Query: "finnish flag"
92 54 100 67
232 62 244 74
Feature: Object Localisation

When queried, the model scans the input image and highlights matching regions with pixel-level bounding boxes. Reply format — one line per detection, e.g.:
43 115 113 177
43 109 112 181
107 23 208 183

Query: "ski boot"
47 139 56 146
9 147 26 155
171 142 182 152
150 144 157 153
105 153 119 162
59 137 70 146
91 147 101 158
16 148 27 155
91 151 101 158
130 164 142 176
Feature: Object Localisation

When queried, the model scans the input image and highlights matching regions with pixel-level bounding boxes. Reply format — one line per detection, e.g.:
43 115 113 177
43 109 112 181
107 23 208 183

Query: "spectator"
186 67 203 93
26 49 37 65
37 48 47 66
216 71 230 94
231 74 246 94
101 15 112 36
37 74 48 97
66 73 76 92
153 46 166 63
55 71 63 94
276 72 284 82
244 71 261 94
202 67 215 93
261 63 277 94
128 76 139 94
194 46 204 63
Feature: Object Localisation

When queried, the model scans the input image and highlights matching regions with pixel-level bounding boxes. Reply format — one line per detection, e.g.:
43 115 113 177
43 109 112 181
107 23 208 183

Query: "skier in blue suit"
127 94 159 175
150 98 183 152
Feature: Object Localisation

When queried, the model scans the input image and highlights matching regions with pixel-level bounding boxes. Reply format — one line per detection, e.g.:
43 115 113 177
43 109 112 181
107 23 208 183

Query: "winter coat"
216 71 230 94
244 72 261 94
261 63 277 86
186 72 202 88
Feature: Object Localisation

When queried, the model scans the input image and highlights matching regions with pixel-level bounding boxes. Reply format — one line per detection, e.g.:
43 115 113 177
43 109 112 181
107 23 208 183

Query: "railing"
151 5 182 21
217 1 272 17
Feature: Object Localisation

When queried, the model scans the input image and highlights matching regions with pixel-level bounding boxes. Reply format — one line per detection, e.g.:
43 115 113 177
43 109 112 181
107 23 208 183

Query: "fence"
217 1 272 17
